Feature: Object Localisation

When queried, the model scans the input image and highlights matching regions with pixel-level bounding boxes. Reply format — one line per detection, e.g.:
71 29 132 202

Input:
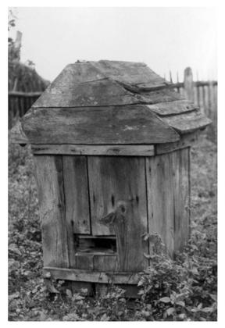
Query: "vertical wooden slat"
87 157 114 236
28 97 33 111
63 156 91 234
214 84 217 110
202 85 207 116
184 67 194 102
146 153 175 257
8 95 13 128
173 148 190 252
34 156 70 268
169 71 173 83
19 96 24 116
176 71 179 83
88 157 147 234
24 95 29 115
196 84 200 108
208 83 212 116
146 149 190 257
88 156 149 271
199 86 203 114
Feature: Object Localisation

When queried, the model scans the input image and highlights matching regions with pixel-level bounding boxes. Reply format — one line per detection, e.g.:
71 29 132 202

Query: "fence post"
184 67 194 102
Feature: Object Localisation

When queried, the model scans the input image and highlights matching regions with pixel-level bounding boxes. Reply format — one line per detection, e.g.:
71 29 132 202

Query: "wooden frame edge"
43 267 140 285
32 144 155 156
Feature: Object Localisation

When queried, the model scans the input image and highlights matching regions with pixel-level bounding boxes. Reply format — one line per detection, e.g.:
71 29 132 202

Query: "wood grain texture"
93 255 117 272
146 153 175 257
32 62 148 108
43 267 140 284
173 148 190 252
34 156 71 267
88 156 149 272
184 67 194 102
156 131 199 155
31 144 155 156
147 100 197 116
22 105 180 145
32 61 168 108
63 156 91 234
146 148 190 256
74 254 117 272
30 78 183 108
75 254 94 270
92 60 165 88
162 110 211 134
139 88 184 104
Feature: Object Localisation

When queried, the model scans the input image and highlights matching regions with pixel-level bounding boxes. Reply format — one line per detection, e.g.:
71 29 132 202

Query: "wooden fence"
8 91 41 128
8 67 217 140
170 67 217 141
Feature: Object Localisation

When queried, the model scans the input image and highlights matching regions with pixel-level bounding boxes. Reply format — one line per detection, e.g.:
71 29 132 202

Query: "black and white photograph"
7 2 219 322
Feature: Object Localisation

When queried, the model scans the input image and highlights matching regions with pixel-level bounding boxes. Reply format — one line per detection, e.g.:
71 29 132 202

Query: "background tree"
8 9 21 62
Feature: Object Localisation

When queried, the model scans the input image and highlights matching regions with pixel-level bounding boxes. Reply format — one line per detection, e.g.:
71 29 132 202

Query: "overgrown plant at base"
137 231 217 321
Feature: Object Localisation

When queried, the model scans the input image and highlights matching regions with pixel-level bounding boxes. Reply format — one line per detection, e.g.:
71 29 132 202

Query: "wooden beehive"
11 60 211 295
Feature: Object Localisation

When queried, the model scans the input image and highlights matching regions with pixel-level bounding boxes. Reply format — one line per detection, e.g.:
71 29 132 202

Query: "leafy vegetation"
8 134 217 321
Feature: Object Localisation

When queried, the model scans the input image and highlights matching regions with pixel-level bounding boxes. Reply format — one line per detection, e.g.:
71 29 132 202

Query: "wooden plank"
173 148 190 252
202 85 206 114
34 156 70 268
93 255 117 272
22 105 180 145
75 254 94 270
141 88 184 104
146 153 175 257
184 67 194 102
63 156 91 234
92 60 165 88
156 131 199 155
147 100 197 116
43 267 140 284
32 144 155 156
161 110 211 134
196 85 200 108
88 157 149 271
8 91 42 97
146 149 191 257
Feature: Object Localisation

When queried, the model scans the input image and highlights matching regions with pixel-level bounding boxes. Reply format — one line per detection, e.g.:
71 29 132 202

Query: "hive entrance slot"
74 235 117 255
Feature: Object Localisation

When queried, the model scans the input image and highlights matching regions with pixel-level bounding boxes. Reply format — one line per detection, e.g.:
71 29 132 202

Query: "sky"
9 7 217 83
10 7 217 82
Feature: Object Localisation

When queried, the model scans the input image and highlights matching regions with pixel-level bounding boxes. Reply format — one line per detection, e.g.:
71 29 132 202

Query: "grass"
8 133 217 321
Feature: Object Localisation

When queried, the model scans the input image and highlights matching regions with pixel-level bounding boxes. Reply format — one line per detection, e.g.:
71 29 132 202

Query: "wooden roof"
10 60 211 145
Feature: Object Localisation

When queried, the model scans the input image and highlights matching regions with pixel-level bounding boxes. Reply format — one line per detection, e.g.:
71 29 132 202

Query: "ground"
8 132 217 321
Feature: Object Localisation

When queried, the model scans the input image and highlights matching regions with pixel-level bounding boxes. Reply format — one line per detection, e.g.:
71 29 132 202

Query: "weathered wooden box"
11 60 211 295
